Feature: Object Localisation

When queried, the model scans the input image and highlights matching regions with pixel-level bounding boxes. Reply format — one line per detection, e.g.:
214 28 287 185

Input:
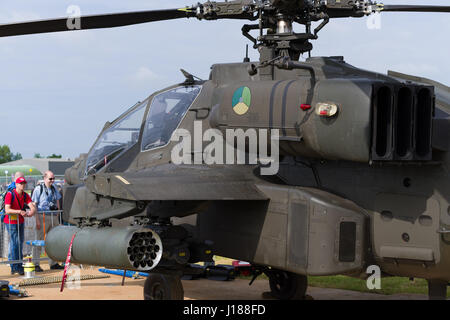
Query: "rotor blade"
380 5 450 13
0 8 196 38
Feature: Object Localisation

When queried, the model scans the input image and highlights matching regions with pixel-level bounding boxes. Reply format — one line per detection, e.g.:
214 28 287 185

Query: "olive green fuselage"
58 56 450 282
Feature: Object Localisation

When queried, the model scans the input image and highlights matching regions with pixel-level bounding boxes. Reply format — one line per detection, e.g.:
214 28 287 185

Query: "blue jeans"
5 223 24 272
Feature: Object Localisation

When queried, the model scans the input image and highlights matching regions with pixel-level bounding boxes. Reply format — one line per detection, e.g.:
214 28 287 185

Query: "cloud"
125 67 166 91
132 67 158 82
0 11 41 23
52 28 97 43
387 63 441 80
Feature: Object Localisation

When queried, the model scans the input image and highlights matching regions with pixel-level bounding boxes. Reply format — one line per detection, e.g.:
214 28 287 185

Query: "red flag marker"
60 233 77 292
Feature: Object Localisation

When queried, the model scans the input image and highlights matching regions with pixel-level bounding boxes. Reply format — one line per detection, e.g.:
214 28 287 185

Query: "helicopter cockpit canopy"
85 85 202 175
85 100 148 175
141 85 201 151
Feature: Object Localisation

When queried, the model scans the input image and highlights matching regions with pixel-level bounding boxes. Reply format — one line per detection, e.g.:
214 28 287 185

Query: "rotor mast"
196 0 358 62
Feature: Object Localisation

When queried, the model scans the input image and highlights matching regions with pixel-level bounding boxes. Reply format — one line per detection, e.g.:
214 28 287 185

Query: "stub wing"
85 163 268 201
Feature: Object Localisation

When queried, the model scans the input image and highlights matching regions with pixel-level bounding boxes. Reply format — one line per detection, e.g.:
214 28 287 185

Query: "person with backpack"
31 170 64 271
4 176 37 275
1 172 21 214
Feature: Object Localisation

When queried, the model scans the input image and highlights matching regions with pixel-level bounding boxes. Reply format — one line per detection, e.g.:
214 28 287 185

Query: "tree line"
0 145 62 164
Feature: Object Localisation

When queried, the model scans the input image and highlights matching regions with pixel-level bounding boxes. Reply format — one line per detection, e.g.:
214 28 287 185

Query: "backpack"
0 185 28 223
0 184 15 222
33 183 58 210
35 183 56 199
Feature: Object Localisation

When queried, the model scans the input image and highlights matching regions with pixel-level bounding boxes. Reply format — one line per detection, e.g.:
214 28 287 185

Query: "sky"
0 0 449 160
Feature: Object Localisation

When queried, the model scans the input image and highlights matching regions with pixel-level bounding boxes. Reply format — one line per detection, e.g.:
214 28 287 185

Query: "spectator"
7 171 25 190
31 171 64 271
4 176 36 275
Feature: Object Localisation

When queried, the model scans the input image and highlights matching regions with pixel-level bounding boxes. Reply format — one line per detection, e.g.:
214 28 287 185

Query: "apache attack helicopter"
1 0 449 300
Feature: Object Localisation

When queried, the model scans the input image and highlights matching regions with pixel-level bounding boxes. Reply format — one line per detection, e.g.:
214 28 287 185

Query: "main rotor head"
0 1 449 61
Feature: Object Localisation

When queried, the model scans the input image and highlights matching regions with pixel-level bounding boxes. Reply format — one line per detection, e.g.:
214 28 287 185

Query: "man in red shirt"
4 177 37 275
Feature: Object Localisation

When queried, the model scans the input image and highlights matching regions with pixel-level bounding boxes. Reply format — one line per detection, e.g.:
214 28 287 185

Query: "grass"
211 256 450 297
307 275 448 297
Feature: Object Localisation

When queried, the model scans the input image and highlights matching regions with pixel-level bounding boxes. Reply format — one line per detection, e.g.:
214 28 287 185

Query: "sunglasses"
48 178 55 181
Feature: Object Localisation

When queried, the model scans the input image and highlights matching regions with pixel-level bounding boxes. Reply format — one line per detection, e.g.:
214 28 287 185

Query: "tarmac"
0 261 429 300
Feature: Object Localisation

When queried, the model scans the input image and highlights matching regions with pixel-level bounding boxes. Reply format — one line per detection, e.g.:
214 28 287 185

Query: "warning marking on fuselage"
115 175 131 185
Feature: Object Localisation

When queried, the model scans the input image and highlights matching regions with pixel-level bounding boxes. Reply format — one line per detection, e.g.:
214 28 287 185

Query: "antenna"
243 44 250 62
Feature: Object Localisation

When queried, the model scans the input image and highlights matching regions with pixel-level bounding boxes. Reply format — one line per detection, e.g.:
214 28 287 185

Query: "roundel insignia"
232 86 251 115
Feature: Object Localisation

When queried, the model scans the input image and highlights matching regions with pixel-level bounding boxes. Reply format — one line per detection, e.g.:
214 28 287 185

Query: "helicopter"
1 0 449 300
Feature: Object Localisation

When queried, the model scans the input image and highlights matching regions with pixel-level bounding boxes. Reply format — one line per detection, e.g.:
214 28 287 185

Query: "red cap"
16 177 27 184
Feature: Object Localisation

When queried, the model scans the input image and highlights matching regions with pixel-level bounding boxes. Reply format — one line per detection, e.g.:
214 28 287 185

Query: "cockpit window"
86 100 148 175
141 85 201 151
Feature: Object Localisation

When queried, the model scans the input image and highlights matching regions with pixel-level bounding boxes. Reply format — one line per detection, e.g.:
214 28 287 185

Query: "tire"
427 279 448 300
268 270 307 300
143 273 184 300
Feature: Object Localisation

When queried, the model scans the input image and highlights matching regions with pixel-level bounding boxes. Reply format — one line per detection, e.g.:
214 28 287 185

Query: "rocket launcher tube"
45 226 162 271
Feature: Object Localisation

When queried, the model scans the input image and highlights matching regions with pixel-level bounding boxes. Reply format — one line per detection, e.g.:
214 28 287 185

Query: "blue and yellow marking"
232 86 251 115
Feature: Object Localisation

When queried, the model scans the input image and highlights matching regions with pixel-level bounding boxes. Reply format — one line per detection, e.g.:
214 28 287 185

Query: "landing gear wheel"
267 270 307 300
143 273 184 300
427 279 448 300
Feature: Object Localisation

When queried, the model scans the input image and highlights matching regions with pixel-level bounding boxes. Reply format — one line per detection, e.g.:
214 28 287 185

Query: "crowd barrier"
0 210 63 265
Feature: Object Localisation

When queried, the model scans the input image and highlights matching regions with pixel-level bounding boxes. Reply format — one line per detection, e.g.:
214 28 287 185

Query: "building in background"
0 164 42 190
0 165 41 178
1 158 74 177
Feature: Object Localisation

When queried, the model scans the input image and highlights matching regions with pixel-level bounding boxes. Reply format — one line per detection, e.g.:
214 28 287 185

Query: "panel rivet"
402 233 410 242
403 178 411 188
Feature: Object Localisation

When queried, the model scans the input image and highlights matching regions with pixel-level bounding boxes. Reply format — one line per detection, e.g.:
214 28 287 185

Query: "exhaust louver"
372 84 434 162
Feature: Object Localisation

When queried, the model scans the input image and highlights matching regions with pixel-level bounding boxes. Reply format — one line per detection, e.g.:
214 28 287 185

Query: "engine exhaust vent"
372 85 394 160
414 87 433 160
371 84 434 162
394 87 414 160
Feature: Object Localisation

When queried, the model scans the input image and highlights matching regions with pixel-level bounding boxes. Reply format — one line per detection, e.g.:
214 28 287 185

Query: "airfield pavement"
0 261 429 300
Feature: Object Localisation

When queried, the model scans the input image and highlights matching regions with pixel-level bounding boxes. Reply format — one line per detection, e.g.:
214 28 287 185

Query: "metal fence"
0 175 65 194
0 210 63 265
1 175 66 267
